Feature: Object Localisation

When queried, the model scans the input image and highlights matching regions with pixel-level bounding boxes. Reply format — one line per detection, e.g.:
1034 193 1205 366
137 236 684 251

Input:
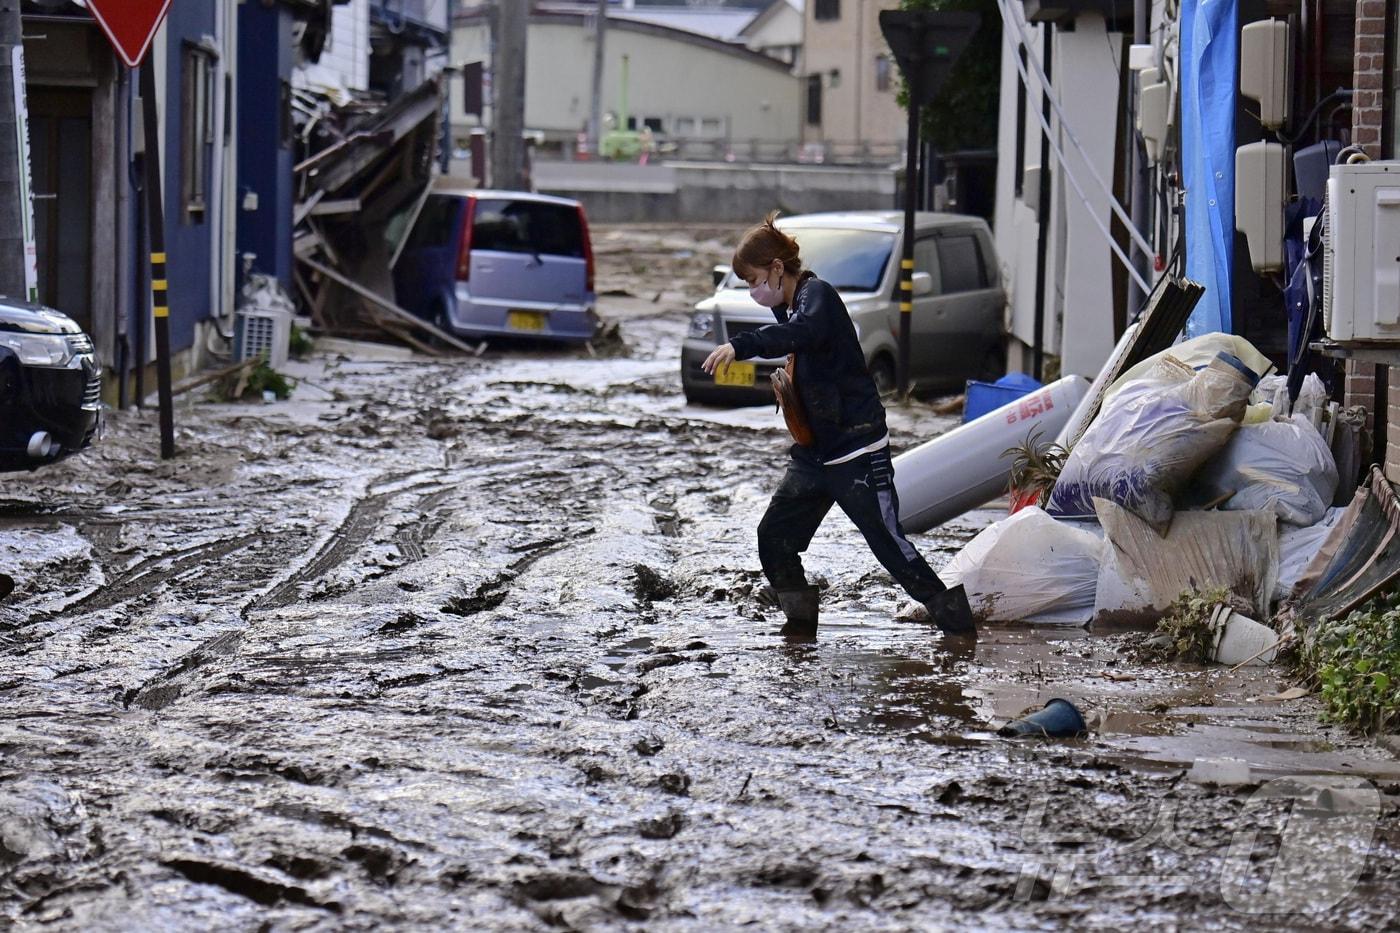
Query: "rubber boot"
923 584 976 637
775 585 820 638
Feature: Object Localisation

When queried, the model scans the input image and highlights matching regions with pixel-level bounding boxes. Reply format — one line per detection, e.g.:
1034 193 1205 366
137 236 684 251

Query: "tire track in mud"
56 533 263 616
252 483 443 612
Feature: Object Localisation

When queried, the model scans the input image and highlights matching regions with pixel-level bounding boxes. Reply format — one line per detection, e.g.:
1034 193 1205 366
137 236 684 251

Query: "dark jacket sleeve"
728 281 834 360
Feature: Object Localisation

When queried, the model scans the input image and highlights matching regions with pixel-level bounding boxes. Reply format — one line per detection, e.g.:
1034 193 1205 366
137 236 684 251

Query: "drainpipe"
1032 23 1052 381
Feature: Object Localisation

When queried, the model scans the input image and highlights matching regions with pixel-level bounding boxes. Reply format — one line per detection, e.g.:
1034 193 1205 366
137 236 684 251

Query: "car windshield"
729 227 895 293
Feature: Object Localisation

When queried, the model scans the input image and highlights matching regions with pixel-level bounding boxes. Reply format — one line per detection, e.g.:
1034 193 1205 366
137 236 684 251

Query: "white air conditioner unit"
1323 161 1400 342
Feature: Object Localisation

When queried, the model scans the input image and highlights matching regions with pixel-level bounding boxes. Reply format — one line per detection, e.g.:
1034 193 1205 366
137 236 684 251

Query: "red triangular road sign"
88 0 173 69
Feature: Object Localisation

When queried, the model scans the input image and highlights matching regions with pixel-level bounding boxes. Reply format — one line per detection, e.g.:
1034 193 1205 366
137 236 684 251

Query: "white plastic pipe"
894 375 1093 532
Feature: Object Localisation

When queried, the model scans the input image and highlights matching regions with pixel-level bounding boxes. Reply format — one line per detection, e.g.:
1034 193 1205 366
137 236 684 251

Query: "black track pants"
756 447 947 603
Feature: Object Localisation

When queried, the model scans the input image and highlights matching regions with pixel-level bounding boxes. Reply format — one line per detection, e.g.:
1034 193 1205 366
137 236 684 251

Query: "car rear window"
472 199 585 258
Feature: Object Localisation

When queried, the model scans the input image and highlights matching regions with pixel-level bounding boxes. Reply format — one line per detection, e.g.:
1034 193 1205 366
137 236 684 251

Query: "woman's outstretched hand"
702 342 737 375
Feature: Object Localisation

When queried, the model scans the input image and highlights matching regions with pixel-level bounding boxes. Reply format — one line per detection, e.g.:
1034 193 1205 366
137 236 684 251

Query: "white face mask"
749 266 784 307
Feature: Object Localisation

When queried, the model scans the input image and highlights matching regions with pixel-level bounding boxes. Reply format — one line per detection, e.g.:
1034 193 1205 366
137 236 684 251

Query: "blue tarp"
1180 0 1238 337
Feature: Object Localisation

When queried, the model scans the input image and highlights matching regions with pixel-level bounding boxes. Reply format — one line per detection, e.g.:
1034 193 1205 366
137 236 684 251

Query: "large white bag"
1047 353 1256 532
940 507 1103 625
1191 414 1339 526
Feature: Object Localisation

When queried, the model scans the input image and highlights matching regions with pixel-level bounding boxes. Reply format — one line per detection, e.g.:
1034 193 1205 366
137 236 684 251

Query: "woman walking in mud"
701 212 975 639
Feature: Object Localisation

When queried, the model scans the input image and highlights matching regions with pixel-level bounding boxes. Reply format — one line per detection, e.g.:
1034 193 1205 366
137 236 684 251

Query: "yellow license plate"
713 361 755 387
506 310 547 331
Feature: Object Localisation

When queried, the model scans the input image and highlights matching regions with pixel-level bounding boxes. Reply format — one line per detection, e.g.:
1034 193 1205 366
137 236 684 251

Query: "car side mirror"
712 264 731 289
911 270 934 297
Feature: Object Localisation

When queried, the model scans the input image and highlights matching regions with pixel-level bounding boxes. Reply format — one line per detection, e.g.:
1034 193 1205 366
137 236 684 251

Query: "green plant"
1001 428 1067 506
1155 587 1233 662
1299 592 1400 734
288 324 314 359
219 360 294 402
898 0 1002 152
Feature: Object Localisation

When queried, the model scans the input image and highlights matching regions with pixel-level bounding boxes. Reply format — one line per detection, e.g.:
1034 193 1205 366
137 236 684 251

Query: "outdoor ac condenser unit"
1323 161 1400 342
235 307 291 369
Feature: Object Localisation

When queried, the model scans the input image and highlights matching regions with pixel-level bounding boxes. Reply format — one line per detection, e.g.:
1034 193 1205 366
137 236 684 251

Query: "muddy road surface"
1 226 1398 929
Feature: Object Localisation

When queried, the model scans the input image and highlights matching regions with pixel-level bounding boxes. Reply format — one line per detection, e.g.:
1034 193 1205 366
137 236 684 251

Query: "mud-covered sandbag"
1191 414 1339 526
940 507 1104 625
1046 353 1257 533
1092 499 1278 621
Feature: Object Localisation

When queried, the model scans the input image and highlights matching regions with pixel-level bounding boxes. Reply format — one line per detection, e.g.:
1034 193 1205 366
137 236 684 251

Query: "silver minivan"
393 186 599 343
679 211 1005 404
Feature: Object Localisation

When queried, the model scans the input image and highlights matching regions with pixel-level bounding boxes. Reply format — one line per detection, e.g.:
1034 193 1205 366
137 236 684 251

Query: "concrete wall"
451 16 800 145
532 160 896 223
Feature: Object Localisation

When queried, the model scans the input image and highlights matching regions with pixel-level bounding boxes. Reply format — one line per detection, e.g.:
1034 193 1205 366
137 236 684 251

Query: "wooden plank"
298 255 480 355
293 189 326 226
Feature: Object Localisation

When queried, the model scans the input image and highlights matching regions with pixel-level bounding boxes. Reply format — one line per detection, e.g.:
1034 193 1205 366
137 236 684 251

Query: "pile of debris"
290 78 474 355
936 279 1391 668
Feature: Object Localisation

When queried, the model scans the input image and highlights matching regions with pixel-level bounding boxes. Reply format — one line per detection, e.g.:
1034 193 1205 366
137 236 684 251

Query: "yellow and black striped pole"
139 59 175 459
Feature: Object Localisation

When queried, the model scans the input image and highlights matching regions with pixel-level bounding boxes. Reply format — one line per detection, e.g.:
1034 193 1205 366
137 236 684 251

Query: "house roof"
738 0 803 40
610 8 757 42
454 7 793 74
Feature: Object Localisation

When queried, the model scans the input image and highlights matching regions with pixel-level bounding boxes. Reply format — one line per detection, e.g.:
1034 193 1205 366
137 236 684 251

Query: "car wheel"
869 355 896 397
432 303 453 334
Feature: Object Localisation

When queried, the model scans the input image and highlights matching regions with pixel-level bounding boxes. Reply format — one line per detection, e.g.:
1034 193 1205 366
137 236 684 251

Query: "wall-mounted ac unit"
1324 161 1400 342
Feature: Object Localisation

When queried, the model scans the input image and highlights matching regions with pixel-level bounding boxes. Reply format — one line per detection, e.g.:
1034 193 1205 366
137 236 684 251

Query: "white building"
450 6 800 152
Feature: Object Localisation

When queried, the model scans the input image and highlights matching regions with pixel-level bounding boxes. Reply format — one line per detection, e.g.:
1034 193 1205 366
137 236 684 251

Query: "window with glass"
806 74 822 125
814 0 840 21
180 44 216 221
875 54 892 93
936 235 987 293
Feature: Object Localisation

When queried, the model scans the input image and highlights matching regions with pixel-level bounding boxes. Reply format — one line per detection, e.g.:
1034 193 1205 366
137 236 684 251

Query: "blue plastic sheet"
1180 0 1238 337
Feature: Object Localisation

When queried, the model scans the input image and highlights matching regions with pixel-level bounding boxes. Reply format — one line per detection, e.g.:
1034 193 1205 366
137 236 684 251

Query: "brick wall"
1353 0 1388 158
1388 365 1400 483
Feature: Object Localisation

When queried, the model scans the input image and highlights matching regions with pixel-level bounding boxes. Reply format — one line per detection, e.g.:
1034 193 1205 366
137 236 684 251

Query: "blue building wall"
236 2 295 289
161 0 220 353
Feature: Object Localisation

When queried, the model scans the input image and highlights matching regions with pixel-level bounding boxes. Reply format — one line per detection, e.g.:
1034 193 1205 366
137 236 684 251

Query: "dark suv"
0 298 101 471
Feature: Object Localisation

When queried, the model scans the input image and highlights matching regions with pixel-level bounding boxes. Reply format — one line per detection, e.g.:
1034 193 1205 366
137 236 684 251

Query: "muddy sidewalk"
0 228 1395 929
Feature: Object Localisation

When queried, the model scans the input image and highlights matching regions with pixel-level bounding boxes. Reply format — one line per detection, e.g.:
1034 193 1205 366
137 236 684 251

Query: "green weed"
1300 592 1400 734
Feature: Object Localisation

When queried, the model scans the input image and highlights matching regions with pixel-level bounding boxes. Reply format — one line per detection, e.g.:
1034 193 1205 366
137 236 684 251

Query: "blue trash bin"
963 372 1042 423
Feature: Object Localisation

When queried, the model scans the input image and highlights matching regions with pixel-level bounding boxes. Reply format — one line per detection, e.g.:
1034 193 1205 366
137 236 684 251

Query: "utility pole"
0 0 35 300
588 0 607 157
490 0 528 189
1127 0 1149 318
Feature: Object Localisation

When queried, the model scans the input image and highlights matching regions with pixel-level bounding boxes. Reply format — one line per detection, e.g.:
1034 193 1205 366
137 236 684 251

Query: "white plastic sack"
1104 332 1273 402
1047 353 1256 532
1192 414 1339 526
1293 373 1328 431
941 508 1103 625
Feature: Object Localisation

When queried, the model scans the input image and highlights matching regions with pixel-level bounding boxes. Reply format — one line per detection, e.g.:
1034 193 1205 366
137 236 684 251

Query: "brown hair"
732 210 802 278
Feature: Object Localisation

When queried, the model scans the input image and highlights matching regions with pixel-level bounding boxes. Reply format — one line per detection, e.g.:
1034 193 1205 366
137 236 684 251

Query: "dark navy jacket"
728 271 887 463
